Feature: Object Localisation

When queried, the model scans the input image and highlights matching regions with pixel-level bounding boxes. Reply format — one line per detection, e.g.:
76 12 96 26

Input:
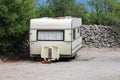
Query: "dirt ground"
0 47 120 80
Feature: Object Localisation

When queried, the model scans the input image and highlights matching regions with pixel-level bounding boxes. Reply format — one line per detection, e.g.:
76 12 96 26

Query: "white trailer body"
30 17 82 60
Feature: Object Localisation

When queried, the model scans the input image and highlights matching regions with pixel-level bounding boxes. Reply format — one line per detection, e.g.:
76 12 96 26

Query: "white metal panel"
30 18 72 29
30 30 36 41
30 42 40 54
72 36 82 54
65 30 71 41
30 41 71 55
72 18 82 28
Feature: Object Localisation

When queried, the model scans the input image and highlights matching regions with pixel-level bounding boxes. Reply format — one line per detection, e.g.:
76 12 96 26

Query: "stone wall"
81 25 120 48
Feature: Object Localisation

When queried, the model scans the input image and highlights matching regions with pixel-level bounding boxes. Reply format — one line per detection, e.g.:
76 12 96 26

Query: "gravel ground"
0 48 120 80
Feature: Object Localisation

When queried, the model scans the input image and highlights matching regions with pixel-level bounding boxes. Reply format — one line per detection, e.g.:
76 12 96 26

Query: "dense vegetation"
0 0 36 56
0 0 120 56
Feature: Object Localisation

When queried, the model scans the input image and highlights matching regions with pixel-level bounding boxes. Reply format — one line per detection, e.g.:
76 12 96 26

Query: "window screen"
37 30 64 41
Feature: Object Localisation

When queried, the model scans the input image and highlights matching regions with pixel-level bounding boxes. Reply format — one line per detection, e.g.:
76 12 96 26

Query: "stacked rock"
80 25 120 48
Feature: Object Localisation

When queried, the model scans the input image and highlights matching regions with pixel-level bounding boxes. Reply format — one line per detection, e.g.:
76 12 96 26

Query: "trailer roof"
30 18 82 29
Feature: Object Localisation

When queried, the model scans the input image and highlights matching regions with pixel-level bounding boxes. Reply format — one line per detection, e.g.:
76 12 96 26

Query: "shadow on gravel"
31 58 73 63
75 57 95 62
57 58 73 62
0 53 76 63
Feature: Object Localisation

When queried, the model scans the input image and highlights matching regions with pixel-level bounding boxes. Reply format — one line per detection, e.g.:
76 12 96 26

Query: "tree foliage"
88 0 120 31
37 0 87 24
0 0 36 54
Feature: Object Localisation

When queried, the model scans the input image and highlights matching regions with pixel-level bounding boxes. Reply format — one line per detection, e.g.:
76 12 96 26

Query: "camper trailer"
30 17 82 60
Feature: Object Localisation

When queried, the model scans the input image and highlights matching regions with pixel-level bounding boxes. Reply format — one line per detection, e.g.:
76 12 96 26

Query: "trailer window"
37 30 64 41
77 27 79 33
73 29 76 40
